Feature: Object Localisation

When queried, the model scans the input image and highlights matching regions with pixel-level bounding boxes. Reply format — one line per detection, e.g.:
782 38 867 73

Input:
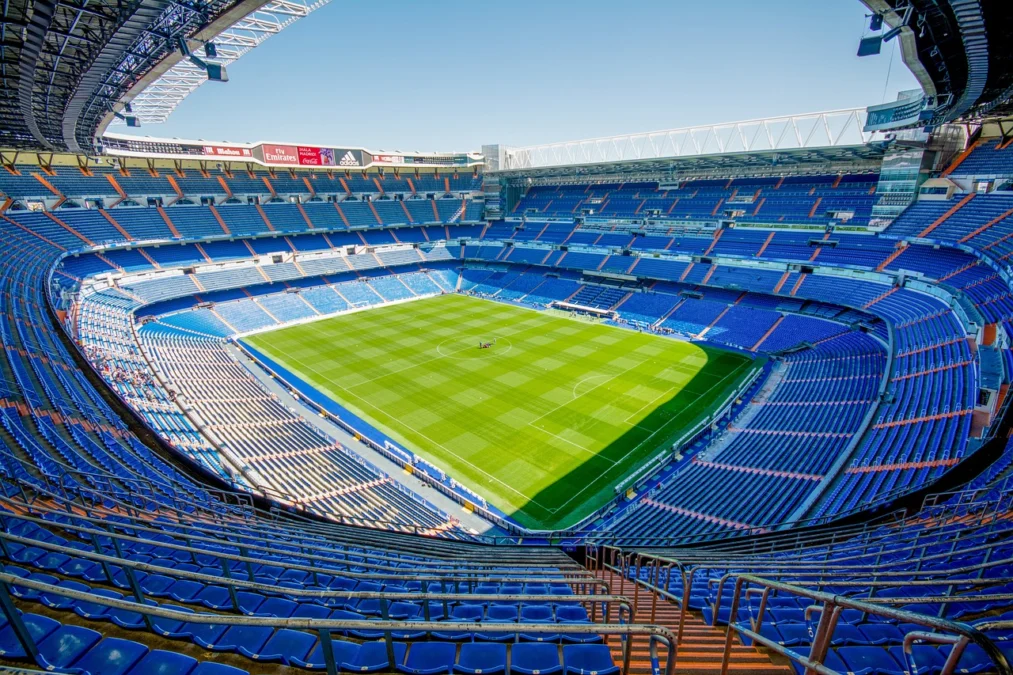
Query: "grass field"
244 294 755 529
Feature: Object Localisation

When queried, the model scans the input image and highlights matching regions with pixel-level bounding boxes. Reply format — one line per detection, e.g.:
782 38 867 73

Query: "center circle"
436 336 514 360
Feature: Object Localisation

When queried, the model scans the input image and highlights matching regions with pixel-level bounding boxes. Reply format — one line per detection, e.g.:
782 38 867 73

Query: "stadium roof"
0 0 321 154
861 0 1013 125
104 0 330 127
489 108 892 180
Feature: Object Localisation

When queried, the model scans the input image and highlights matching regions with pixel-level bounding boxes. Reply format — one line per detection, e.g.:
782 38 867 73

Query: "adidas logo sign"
338 151 358 166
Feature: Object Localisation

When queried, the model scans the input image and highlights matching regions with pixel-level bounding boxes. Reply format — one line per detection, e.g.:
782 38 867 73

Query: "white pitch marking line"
529 424 615 462
571 373 612 401
547 360 753 514
273 348 555 509
526 360 645 428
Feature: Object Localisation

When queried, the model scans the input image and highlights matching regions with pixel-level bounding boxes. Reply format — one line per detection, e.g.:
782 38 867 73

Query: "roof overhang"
491 143 888 184
489 109 891 181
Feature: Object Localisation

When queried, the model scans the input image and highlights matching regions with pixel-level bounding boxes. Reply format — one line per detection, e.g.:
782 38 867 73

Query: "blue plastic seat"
563 644 620 675
109 598 157 630
201 624 272 652
65 637 148 675
34 551 72 571
512 643 562 675
74 588 124 621
940 644 1001 674
151 604 194 638
389 601 423 620
838 647 906 675
185 621 229 649
291 637 359 671
774 624 812 647
125 649 198 675
433 604 483 641
240 628 316 664
462 604 513 642
59 557 98 578
888 645 947 675
457 643 507 675
257 597 298 618
167 580 204 603
341 641 408 673
196 585 233 610
398 641 457 675
859 624 906 645
58 555 97 575
557 606 600 644
0 613 58 658
36 624 102 671
41 579 90 609
292 603 331 620
830 624 868 647
191 663 250 675
235 591 265 615
140 574 176 597
12 572 58 600
790 650 846 675
520 605 561 643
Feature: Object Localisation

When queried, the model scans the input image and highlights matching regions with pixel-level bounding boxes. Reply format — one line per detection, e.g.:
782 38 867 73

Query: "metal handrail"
0 446 571 562
720 575 1012 675
595 513 1013 644
0 573 677 675
3 497 579 576
0 530 610 608
610 498 1013 574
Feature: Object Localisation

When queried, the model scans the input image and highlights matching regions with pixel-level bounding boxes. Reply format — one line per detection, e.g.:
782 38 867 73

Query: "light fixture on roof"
178 38 229 82
858 4 912 57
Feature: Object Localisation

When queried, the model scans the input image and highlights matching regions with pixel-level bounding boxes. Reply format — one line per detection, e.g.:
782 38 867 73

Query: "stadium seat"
457 643 508 675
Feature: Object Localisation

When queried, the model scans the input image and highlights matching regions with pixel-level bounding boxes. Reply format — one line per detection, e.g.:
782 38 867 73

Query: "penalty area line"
270 345 556 511
546 360 752 515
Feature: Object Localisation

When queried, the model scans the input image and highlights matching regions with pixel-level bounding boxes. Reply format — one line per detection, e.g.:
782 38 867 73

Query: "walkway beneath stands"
225 343 497 535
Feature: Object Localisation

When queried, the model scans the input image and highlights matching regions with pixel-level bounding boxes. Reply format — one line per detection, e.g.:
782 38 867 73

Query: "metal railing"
590 492 1013 643
2 497 579 579
0 573 677 675
0 524 605 607
721 576 1011 675
0 444 575 565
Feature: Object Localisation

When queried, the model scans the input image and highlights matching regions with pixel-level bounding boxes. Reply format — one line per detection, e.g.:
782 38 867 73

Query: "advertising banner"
864 92 927 132
297 146 335 166
260 143 300 165
202 145 253 159
335 149 364 167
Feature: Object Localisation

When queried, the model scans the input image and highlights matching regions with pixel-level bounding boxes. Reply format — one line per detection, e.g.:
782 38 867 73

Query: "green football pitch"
244 293 755 530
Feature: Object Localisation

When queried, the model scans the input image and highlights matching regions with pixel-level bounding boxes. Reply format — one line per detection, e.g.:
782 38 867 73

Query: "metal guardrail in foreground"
0 530 617 622
0 573 678 675
720 575 1012 675
593 547 695 644
1 501 585 582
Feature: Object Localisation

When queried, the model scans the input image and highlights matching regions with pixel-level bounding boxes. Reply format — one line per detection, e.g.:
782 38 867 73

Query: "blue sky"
123 0 918 152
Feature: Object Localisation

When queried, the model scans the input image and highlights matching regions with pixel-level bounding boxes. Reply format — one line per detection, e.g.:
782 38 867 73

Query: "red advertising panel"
257 143 361 167
372 154 404 165
297 146 335 166
261 143 299 165
202 145 252 158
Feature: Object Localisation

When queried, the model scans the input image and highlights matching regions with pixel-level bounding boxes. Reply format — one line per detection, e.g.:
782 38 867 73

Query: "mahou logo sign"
261 144 299 165
202 145 252 158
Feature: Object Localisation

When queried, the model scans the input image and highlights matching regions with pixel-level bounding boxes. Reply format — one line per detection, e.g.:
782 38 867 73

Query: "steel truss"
1 0 255 153
500 109 884 171
112 0 331 125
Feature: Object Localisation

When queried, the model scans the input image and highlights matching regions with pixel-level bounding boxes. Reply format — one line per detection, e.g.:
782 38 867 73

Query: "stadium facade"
3 0 1013 673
